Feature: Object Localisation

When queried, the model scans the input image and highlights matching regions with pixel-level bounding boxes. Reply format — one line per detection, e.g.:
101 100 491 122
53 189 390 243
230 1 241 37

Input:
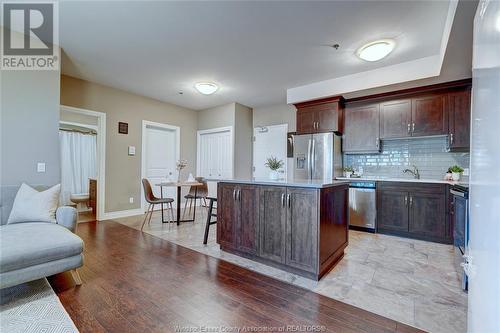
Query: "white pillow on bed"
7 183 61 224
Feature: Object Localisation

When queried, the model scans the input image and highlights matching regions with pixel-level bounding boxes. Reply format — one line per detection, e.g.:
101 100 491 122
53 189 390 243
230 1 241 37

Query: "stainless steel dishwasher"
349 181 376 232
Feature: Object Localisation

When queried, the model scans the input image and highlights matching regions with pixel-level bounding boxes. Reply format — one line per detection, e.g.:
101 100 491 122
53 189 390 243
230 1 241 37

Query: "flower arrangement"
342 166 355 178
176 159 188 181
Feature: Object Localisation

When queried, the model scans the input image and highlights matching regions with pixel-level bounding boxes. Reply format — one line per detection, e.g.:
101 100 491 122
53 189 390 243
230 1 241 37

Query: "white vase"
451 172 461 181
269 170 279 180
343 171 351 178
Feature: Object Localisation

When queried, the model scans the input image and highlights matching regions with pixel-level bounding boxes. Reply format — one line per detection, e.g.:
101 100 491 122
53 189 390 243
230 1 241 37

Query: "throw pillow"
7 183 61 224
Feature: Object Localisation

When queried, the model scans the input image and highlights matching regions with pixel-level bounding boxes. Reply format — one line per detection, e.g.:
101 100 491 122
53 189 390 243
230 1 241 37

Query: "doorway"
59 105 106 221
141 120 180 212
196 126 233 197
253 124 288 180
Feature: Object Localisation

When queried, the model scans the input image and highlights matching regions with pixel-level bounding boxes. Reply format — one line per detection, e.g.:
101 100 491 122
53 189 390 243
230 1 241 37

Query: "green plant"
265 156 284 171
342 166 354 173
448 165 464 173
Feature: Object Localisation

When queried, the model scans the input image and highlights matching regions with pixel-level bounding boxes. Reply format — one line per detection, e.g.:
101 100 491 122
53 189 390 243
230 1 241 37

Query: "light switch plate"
128 146 136 156
129 197 134 203
37 162 46 173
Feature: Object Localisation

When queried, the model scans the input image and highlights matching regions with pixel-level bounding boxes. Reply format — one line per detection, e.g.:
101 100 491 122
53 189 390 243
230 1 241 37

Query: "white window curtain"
59 130 97 205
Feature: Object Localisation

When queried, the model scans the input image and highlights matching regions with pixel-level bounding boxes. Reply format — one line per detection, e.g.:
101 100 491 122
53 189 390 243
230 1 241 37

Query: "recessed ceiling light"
357 39 395 62
194 82 218 95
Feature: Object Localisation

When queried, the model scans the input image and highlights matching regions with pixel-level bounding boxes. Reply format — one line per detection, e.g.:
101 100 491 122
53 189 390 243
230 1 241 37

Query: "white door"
253 124 288 179
143 124 178 209
468 2 500 332
197 127 233 198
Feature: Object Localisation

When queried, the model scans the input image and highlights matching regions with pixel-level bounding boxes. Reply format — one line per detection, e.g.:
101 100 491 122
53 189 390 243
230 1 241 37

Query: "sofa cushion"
0 223 83 273
7 183 60 224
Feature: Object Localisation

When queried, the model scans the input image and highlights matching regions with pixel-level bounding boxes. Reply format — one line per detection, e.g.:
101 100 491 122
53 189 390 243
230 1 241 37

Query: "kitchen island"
216 179 349 280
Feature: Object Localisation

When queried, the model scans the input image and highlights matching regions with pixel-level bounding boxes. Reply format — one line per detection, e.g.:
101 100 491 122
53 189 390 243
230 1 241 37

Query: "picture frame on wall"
118 122 128 134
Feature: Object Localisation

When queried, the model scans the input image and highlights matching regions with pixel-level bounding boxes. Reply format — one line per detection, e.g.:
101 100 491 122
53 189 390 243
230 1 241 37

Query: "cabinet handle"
281 193 285 207
233 189 237 201
376 137 379 148
407 123 410 133
450 133 454 145
410 196 413 207
405 195 408 206
287 194 291 208
412 122 415 133
238 190 241 201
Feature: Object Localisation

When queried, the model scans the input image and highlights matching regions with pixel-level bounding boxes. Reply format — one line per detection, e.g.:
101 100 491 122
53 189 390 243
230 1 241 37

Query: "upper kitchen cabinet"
380 99 412 139
294 96 345 135
343 103 380 153
448 88 471 151
411 93 448 137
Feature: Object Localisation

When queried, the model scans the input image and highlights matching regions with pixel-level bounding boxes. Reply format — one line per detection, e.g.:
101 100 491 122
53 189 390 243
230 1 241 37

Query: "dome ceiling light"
194 82 219 95
356 39 395 62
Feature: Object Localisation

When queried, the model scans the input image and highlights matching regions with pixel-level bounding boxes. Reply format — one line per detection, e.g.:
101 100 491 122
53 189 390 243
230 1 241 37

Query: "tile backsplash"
343 136 470 180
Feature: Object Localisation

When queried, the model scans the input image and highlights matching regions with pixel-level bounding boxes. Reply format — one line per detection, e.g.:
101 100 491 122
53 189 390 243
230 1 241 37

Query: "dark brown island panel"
217 180 349 280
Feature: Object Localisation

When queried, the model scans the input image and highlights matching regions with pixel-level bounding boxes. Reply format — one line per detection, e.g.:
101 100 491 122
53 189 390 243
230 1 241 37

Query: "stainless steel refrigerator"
291 132 342 180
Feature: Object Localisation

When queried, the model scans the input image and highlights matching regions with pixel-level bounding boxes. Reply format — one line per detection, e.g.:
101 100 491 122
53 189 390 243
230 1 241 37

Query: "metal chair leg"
203 199 214 245
169 202 175 230
141 204 152 231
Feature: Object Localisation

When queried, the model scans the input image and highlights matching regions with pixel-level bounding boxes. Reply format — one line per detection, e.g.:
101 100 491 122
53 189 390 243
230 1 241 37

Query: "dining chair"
182 177 208 220
141 179 175 231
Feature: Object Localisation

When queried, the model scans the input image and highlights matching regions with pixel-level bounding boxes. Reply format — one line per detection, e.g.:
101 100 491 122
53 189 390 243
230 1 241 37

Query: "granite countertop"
217 178 350 188
335 176 468 185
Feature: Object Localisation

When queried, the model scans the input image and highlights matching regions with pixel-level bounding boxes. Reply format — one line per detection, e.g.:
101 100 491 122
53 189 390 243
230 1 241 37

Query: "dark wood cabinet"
294 96 344 135
377 182 450 243
379 99 412 139
377 188 409 232
259 186 286 264
411 94 448 136
217 183 259 254
236 185 260 255
448 88 471 151
217 182 348 280
285 188 318 273
409 191 446 239
343 103 380 153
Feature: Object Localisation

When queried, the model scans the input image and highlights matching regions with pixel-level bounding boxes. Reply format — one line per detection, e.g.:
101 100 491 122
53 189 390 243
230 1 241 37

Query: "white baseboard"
101 208 144 221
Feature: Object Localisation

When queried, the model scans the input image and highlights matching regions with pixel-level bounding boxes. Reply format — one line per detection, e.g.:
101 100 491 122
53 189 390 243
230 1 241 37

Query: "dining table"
156 181 203 225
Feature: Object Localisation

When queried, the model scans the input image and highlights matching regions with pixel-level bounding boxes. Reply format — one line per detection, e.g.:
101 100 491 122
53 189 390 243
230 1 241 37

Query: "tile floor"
115 209 467 333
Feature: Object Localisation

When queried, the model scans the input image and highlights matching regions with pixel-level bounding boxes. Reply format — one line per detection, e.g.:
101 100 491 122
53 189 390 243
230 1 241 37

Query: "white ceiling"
60 1 454 110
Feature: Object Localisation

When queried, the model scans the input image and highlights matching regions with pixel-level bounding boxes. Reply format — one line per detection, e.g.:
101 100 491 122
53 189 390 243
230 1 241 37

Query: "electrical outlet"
129 197 134 204
463 168 470 176
37 162 46 173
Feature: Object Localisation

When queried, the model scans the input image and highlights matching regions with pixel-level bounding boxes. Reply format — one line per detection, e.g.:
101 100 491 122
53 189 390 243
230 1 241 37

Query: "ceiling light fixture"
194 82 218 95
357 39 395 62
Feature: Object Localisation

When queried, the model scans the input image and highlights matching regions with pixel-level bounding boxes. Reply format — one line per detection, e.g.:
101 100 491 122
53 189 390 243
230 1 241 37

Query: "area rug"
0 278 78 333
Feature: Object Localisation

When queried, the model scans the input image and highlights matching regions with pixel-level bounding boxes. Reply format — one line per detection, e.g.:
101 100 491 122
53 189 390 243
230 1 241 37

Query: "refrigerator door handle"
307 138 312 177
311 139 316 177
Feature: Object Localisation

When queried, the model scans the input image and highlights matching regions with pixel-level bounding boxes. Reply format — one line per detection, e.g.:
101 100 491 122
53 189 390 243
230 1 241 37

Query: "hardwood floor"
49 221 423 333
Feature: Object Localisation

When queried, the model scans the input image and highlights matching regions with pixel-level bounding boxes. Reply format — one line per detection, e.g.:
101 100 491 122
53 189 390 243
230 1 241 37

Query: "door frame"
141 120 181 212
196 126 234 178
252 123 288 178
60 105 106 221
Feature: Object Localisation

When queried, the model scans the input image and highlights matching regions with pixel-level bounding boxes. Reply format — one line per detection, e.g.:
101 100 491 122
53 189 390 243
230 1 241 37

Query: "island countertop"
216 178 350 188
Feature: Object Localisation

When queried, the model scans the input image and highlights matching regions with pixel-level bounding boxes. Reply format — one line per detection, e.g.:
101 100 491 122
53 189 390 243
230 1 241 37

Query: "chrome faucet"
403 165 420 179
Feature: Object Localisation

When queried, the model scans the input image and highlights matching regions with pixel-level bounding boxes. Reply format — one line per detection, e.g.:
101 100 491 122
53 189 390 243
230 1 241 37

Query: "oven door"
452 190 469 291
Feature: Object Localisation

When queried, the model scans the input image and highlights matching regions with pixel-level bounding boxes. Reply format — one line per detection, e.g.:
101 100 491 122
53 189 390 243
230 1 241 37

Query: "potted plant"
342 166 354 178
448 165 464 181
265 156 284 180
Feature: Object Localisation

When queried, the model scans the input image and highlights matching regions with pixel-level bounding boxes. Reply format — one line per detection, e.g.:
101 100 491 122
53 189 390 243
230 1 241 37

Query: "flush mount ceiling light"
194 82 218 95
356 39 395 62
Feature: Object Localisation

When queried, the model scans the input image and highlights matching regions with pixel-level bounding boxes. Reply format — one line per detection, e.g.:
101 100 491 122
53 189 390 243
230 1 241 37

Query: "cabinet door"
343 103 380 152
448 89 471 150
409 192 446 239
380 99 412 139
235 185 260 255
296 108 315 134
411 94 448 136
377 188 409 232
285 188 318 273
259 186 286 263
315 103 339 133
217 183 238 247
